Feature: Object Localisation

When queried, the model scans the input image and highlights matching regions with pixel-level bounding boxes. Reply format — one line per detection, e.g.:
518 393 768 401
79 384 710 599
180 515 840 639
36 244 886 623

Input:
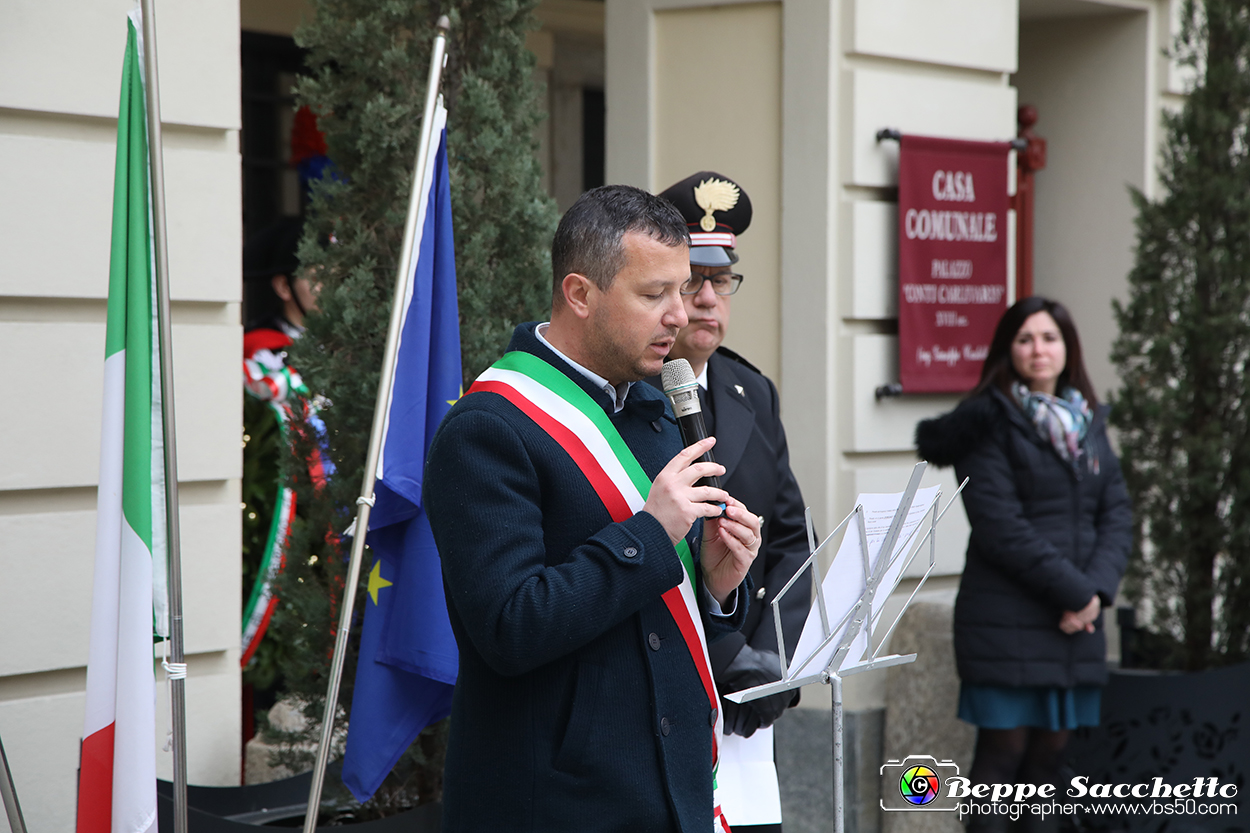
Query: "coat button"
623 546 638 558
651 420 663 433
660 717 671 736
755 586 766 600
709 707 718 727
648 632 661 651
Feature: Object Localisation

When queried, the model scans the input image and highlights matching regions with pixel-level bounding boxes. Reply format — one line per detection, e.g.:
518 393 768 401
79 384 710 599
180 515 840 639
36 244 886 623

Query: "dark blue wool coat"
426 323 750 833
915 387 1132 689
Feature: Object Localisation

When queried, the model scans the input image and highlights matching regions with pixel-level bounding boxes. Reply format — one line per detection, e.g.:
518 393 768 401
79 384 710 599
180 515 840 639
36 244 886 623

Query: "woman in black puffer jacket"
916 297 1132 828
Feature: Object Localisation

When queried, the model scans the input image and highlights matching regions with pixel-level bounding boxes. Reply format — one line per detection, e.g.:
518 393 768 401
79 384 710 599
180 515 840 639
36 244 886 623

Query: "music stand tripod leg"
831 673 845 833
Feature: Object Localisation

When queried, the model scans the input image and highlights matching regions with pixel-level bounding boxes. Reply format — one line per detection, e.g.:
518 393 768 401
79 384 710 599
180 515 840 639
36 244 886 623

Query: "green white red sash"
469 350 732 832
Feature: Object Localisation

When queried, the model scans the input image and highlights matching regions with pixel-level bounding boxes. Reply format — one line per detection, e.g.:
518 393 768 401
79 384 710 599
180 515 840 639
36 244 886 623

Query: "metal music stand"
727 462 967 833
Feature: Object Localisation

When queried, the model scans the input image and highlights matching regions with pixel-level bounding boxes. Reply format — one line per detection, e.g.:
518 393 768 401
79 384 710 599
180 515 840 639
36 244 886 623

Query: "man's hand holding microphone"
642 359 761 608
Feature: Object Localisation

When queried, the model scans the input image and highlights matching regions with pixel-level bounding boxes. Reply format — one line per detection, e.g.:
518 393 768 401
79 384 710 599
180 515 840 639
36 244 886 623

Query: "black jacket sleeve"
1084 430 1133 604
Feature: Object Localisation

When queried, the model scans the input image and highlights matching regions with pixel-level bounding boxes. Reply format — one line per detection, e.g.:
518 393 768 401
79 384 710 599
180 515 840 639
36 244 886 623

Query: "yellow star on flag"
447 384 463 408
367 559 393 605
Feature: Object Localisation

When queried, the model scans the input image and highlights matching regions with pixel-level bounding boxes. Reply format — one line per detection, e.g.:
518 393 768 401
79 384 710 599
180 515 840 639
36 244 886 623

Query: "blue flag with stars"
341 102 460 802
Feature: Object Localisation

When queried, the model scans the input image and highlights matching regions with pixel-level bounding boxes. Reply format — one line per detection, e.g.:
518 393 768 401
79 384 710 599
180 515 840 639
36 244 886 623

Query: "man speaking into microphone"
425 185 761 832
649 172 813 833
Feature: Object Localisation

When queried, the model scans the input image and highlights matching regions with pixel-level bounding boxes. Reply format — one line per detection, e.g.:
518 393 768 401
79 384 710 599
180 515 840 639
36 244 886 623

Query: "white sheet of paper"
788 486 940 678
715 726 781 826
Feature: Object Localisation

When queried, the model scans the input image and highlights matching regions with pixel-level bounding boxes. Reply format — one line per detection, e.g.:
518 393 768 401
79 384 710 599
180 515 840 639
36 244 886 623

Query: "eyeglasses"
680 272 744 296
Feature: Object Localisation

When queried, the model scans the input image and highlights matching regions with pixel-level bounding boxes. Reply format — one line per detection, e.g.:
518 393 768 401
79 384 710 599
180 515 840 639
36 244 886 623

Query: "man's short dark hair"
551 185 690 303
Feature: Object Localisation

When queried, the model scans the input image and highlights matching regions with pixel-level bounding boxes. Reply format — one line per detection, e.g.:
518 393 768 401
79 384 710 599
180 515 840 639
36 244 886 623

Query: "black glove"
718 645 794 738
722 698 762 738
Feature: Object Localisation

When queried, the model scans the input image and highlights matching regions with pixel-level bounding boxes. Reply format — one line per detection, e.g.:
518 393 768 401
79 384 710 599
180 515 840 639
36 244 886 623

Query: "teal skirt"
958 684 1101 730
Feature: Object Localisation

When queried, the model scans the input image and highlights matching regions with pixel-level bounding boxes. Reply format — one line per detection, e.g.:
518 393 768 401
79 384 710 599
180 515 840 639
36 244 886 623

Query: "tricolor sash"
470 351 732 832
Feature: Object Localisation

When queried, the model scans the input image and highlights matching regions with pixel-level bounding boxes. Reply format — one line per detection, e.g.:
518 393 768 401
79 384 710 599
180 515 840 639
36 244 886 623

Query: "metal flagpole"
137 2 189 832
0 733 27 833
302 16 451 831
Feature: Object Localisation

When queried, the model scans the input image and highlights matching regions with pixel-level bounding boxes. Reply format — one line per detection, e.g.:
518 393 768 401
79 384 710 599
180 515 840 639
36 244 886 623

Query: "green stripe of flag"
107 16 168 638
495 351 654 497
111 19 154 555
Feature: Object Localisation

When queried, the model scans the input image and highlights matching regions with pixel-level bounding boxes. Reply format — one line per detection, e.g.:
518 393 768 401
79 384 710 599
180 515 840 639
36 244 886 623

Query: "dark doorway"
582 88 605 190
241 31 306 243
238 30 306 762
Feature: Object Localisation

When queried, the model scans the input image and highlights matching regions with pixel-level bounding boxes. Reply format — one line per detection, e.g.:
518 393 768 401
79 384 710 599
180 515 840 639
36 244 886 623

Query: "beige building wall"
240 0 314 34
834 0 1018 710
609 0 1013 710
0 0 243 827
532 0 608 212
1016 3 1159 398
608 0 1181 713
608 0 843 704
608 0 838 536
654 3 783 381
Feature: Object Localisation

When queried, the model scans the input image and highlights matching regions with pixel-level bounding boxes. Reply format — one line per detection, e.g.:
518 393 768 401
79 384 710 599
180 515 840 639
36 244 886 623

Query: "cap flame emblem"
693 178 740 232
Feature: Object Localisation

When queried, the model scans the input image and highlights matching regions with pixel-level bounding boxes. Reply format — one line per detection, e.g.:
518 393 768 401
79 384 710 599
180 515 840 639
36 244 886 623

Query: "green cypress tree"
262 0 558 810
1111 0 1250 671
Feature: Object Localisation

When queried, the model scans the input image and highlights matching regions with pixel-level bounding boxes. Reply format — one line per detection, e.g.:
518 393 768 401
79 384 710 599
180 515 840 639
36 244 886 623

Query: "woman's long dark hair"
968 296 1098 407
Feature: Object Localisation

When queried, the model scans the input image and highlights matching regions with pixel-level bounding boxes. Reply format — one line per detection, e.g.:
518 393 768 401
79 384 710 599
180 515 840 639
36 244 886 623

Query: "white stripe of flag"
474 366 647 512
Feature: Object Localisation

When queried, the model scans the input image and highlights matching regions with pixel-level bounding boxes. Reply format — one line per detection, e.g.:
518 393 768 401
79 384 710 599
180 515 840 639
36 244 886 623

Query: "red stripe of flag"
77 723 114 833
662 587 720 763
468 381 635 521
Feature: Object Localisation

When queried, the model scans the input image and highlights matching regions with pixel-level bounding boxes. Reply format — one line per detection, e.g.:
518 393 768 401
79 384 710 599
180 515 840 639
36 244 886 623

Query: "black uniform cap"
243 216 303 280
657 171 752 267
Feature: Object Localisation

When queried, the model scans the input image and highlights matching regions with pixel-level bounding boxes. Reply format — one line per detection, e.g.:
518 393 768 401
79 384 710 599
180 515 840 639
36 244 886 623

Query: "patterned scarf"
1011 382 1098 474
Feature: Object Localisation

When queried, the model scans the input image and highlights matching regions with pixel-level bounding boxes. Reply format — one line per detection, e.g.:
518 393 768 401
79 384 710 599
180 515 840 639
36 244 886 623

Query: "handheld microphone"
660 359 721 490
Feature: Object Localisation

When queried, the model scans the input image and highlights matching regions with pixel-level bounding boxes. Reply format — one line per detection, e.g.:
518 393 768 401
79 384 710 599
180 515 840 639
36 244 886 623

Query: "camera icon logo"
881 755 960 812
900 764 941 805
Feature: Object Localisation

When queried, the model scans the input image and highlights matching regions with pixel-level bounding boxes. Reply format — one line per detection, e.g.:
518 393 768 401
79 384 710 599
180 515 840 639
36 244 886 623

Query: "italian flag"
78 12 168 833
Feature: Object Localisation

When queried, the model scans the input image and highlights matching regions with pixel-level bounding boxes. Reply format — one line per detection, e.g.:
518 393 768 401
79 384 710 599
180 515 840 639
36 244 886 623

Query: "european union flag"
341 102 460 802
